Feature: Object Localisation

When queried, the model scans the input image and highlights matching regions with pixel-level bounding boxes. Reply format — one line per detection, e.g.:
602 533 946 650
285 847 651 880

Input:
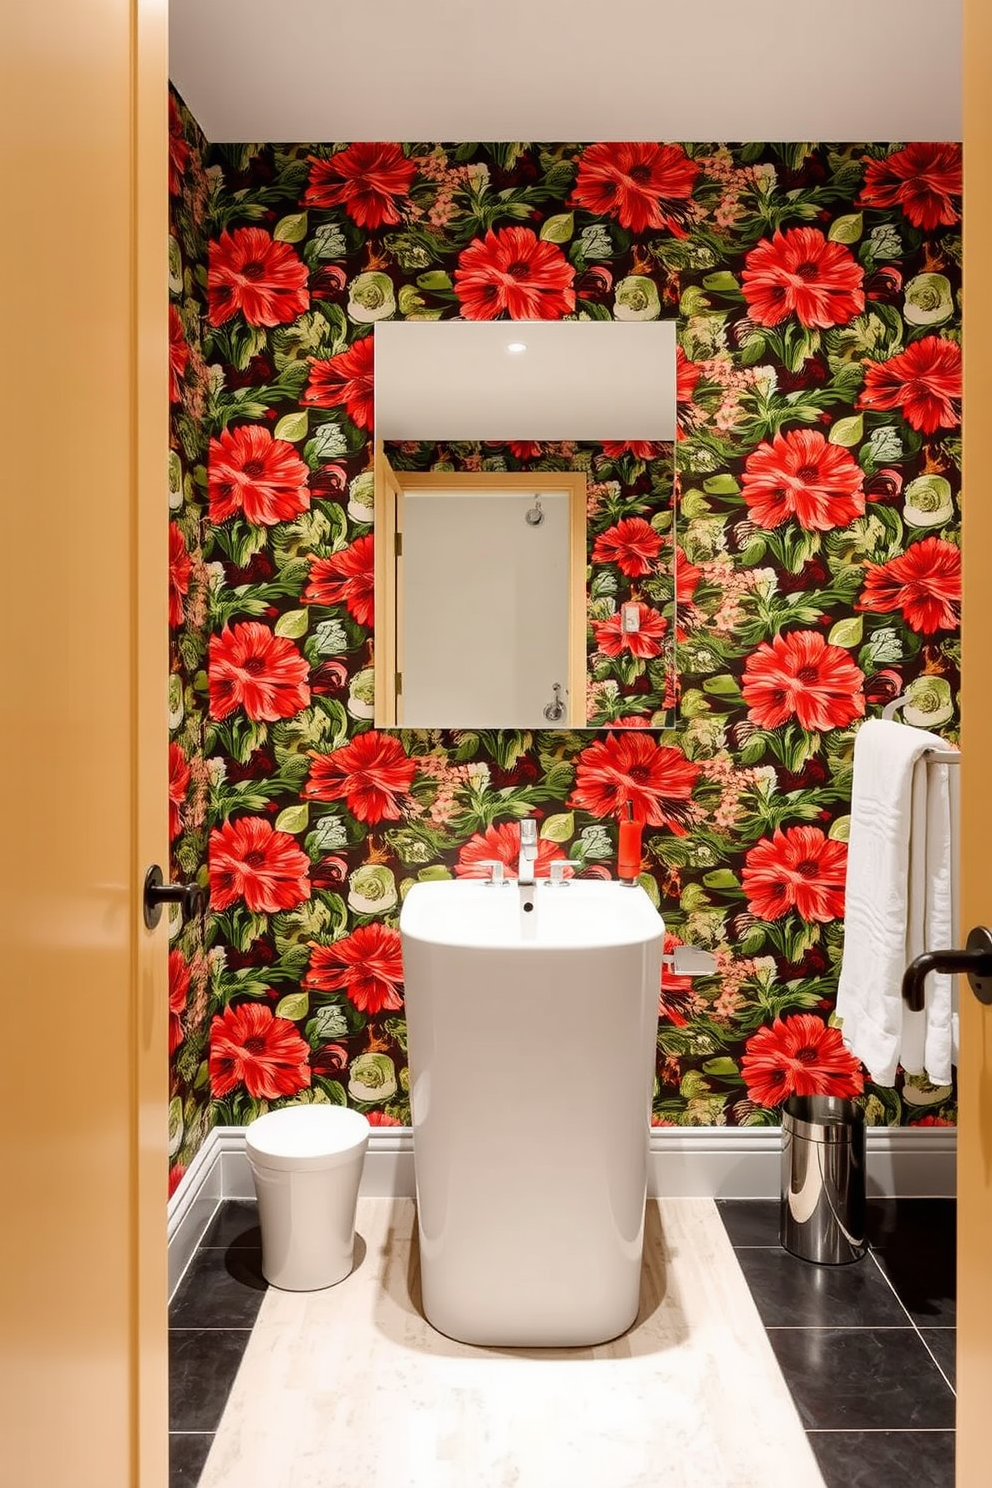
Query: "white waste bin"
245 1104 370 1291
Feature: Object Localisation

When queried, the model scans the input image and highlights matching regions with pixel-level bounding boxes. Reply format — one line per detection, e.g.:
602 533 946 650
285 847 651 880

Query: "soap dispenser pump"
617 801 643 885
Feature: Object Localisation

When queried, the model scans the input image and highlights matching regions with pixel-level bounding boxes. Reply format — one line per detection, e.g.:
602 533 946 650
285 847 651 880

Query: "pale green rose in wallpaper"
348 863 398 915
348 470 375 524
614 276 661 321
903 272 954 327
903 473 954 529
347 666 376 720
347 271 397 323
349 1052 398 1104
901 676 955 729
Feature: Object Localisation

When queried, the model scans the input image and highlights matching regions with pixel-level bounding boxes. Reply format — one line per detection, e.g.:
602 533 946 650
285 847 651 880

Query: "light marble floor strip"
198 1196 826 1488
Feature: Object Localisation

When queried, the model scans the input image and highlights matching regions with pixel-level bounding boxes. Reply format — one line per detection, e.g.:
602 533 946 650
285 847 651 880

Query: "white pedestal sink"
400 877 664 1347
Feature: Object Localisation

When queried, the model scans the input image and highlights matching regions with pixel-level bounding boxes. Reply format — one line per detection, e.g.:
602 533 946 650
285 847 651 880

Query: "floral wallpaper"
167 100 962 1191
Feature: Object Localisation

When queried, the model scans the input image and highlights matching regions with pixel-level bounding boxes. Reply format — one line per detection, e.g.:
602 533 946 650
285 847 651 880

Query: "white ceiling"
170 0 961 144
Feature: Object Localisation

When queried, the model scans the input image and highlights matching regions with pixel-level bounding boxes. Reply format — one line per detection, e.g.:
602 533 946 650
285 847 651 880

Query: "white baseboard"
167 1123 956 1297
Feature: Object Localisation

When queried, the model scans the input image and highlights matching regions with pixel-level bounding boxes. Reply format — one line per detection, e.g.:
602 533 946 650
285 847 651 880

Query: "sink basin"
400 875 664 949
400 877 664 1347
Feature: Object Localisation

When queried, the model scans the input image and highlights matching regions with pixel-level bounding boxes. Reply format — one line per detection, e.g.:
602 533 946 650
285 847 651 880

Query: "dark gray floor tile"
920 1327 956 1387
867 1198 955 1254
716 1199 780 1247
872 1240 956 1326
733 1245 911 1328
807 1429 955 1488
169 1431 214 1486
200 1199 262 1251
768 1327 956 1431
169 1245 267 1329
169 1328 251 1432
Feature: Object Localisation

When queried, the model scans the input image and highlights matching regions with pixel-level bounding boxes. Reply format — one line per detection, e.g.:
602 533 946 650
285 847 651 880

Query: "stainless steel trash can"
780 1094 867 1265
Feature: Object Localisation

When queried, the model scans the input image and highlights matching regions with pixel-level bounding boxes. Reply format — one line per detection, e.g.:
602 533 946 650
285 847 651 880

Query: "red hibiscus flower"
169 304 189 404
209 621 310 722
168 93 190 197
454 226 575 321
303 536 375 627
455 822 568 879
676 345 702 405
208 424 310 526
568 732 700 831
569 142 699 235
303 335 375 429
742 428 866 532
742 825 848 923
209 815 311 913
592 603 667 659
169 741 191 842
673 545 702 602
207 226 309 329
168 522 193 629
857 143 962 231
208 1002 312 1100
303 923 404 1016
741 1013 864 1108
741 227 865 329
591 517 663 576
303 143 416 230
169 948 191 1055
304 730 417 824
857 337 961 435
366 1111 404 1127
600 441 667 461
856 534 961 635
742 630 865 732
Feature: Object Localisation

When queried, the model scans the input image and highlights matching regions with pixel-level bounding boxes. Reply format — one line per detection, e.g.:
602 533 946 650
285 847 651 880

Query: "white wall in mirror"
400 487 573 728
374 320 676 442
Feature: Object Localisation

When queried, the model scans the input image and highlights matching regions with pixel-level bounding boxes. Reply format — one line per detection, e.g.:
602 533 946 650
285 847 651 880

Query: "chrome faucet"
518 818 538 885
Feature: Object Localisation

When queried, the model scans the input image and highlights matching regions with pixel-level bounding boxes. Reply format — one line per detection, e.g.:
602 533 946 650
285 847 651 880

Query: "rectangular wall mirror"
374 319 677 730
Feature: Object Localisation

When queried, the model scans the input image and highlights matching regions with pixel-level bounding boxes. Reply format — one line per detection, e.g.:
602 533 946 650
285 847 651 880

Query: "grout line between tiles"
764 1324 921 1331
805 1427 955 1434
169 1326 258 1333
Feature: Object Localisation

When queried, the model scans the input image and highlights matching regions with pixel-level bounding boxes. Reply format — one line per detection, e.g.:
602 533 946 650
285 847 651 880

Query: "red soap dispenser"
617 800 643 885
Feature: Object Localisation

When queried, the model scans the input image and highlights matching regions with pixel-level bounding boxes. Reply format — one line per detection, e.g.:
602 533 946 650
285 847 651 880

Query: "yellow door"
959 4 992 1482
0 4 169 1486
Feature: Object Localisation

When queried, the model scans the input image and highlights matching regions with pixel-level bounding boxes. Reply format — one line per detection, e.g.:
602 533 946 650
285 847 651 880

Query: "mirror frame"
374 447 587 727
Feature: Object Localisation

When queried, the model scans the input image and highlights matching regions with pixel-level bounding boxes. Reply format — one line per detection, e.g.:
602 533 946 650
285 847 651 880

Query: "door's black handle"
143 864 208 930
902 925 992 1010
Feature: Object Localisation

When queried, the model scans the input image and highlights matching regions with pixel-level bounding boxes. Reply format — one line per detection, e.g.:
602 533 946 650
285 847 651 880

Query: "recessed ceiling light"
506 341 527 354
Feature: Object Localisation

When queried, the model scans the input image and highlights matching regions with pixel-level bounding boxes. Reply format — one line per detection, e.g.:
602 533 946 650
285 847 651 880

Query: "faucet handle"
477 860 507 885
548 860 572 886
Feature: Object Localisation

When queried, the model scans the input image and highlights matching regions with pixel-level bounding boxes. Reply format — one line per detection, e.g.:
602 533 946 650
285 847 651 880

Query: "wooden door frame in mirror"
374 445 586 727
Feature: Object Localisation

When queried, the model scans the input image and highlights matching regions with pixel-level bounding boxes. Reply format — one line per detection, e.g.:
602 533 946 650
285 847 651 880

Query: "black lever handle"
902 925 992 1011
143 864 208 930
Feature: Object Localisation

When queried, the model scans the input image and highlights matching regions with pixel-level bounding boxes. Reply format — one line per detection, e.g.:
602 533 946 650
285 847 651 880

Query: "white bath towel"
835 718 958 1087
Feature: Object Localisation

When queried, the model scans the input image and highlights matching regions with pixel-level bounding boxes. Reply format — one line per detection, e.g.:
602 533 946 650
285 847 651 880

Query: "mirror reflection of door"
401 485 572 727
375 459 586 727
